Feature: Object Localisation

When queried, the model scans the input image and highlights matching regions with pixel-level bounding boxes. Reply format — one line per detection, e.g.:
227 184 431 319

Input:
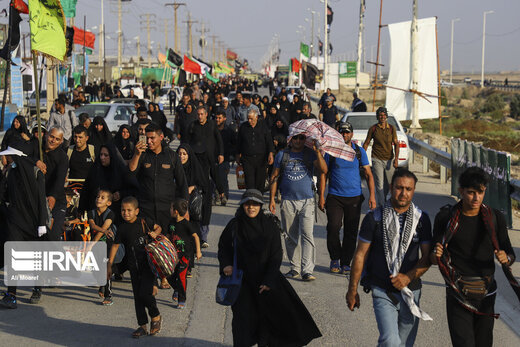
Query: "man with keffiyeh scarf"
346 169 433 347
430 167 517 347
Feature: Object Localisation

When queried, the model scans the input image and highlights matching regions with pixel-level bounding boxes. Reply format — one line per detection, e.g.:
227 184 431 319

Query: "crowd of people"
0 75 517 347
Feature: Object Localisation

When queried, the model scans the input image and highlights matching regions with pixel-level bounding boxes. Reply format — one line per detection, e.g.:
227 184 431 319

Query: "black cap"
338 121 353 133
239 189 264 205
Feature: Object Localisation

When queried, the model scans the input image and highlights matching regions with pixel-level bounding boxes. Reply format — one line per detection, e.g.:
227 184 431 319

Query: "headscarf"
177 143 208 191
1 116 30 150
234 206 278 255
114 124 135 160
89 116 113 150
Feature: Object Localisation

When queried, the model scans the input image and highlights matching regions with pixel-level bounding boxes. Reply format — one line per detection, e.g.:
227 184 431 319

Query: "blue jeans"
372 286 421 347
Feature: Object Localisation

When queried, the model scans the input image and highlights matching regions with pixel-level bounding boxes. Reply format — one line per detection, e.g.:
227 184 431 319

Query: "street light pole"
355 0 366 94
481 10 494 88
450 18 460 84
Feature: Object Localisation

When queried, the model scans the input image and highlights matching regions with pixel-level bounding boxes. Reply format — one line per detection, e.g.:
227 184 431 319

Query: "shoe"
30 289 42 304
177 301 186 309
187 270 193 278
0 292 17 309
342 265 351 276
102 297 113 306
149 316 162 336
284 270 300 279
201 241 209 249
330 260 341 273
302 273 316 282
114 274 123 281
221 195 227 206
172 291 178 305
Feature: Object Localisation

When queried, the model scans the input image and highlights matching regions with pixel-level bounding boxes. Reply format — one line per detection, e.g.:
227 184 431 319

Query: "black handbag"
189 188 203 221
216 235 243 306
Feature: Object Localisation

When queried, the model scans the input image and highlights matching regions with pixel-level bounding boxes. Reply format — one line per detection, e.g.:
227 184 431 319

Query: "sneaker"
302 273 316 282
221 195 227 206
30 289 42 304
0 292 17 309
341 265 351 276
102 297 113 306
330 260 341 273
172 292 178 305
284 270 300 279
201 241 209 249
177 301 186 309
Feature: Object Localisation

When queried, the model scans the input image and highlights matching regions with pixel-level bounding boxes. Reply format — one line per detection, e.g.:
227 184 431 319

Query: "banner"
339 61 356 78
29 0 67 61
300 42 309 59
205 71 218 83
73 26 95 49
0 5 22 61
167 48 182 67
451 138 512 227
386 17 438 121
60 0 77 18
290 58 300 73
10 57 24 110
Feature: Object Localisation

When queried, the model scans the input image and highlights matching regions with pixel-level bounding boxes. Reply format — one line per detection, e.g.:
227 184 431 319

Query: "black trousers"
446 289 496 347
242 154 267 192
139 206 170 236
130 268 160 326
167 256 189 302
325 194 362 267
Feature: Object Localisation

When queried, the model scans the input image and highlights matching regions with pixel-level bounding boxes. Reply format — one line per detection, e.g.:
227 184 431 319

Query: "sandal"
132 326 148 338
102 297 113 306
159 279 171 290
149 316 162 336
98 291 104 298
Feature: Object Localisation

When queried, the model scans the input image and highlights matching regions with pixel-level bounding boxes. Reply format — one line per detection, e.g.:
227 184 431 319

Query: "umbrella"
288 119 355 162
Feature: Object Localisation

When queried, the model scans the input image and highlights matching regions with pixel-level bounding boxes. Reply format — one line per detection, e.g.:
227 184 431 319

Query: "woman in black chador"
218 189 322 347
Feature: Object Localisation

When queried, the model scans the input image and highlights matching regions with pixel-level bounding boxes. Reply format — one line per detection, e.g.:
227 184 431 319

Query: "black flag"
327 5 333 33
329 42 333 55
302 61 319 90
0 5 22 61
65 27 75 58
318 39 323 56
167 48 183 67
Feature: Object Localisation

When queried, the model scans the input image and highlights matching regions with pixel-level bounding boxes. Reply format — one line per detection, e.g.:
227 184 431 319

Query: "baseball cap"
338 121 353 133
239 189 264 205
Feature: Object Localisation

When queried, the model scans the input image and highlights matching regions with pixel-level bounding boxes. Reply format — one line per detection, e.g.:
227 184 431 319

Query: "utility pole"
450 18 460 84
163 19 170 49
183 13 198 57
409 0 421 130
140 14 157 68
165 2 186 53
99 0 104 71
324 0 329 91
209 35 218 63
355 0 366 94
135 36 140 66
197 21 210 59
481 10 494 88
118 0 122 67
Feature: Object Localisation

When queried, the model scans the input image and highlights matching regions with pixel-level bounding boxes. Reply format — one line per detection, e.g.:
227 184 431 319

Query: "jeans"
372 286 421 347
281 198 315 275
325 194 362 266
372 158 396 208
446 289 495 347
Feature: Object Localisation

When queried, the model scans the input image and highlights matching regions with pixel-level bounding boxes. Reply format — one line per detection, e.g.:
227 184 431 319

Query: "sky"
3 0 520 74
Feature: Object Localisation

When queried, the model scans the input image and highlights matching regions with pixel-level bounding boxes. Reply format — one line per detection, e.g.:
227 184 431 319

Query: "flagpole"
32 52 43 162
83 15 86 85
372 0 384 111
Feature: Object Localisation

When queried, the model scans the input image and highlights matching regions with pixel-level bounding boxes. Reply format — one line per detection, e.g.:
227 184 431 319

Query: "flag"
167 48 182 67
226 49 237 60
327 5 334 33
60 0 77 18
174 68 186 86
85 48 92 55
13 0 29 14
300 42 309 59
329 42 333 55
73 26 95 49
193 56 212 74
318 39 323 56
29 0 67 61
302 61 319 90
0 5 22 61
290 58 301 73
183 55 201 74
158 52 166 64
205 71 219 83
65 26 74 57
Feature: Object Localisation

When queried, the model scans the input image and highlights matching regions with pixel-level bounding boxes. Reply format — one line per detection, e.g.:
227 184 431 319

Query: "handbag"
456 276 490 301
141 220 179 278
216 234 243 306
236 165 246 190
189 188 204 221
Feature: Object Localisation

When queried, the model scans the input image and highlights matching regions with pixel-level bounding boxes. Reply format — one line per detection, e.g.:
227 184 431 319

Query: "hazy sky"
3 0 520 73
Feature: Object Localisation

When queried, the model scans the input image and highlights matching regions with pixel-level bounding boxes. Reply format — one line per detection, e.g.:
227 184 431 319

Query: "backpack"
67 144 96 162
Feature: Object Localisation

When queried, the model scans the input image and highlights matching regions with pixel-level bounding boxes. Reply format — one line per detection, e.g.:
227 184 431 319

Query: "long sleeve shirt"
237 122 274 157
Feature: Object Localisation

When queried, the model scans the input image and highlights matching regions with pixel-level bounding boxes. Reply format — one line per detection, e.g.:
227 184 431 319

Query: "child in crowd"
64 188 80 240
107 196 162 338
167 198 202 309
88 189 115 305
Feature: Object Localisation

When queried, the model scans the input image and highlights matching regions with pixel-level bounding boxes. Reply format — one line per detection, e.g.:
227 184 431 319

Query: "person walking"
363 107 399 208
318 96 339 128
47 98 78 147
319 121 376 275
269 134 327 281
346 169 433 347
430 167 517 347
351 92 367 112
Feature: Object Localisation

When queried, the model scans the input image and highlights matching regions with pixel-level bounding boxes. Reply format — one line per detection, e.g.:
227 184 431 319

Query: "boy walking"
167 198 202 309
107 197 162 338
88 189 115 305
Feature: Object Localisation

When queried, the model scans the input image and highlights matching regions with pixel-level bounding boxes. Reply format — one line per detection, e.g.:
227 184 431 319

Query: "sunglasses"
293 135 306 140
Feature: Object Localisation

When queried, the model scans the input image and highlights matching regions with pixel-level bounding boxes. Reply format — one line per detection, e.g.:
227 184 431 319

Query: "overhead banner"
451 138 512 227
29 0 67 61
339 61 356 78
386 17 438 121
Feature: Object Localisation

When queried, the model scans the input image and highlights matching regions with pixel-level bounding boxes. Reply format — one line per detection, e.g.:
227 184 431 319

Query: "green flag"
29 0 67 61
300 42 309 58
60 0 78 18
206 70 219 83
86 48 93 55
